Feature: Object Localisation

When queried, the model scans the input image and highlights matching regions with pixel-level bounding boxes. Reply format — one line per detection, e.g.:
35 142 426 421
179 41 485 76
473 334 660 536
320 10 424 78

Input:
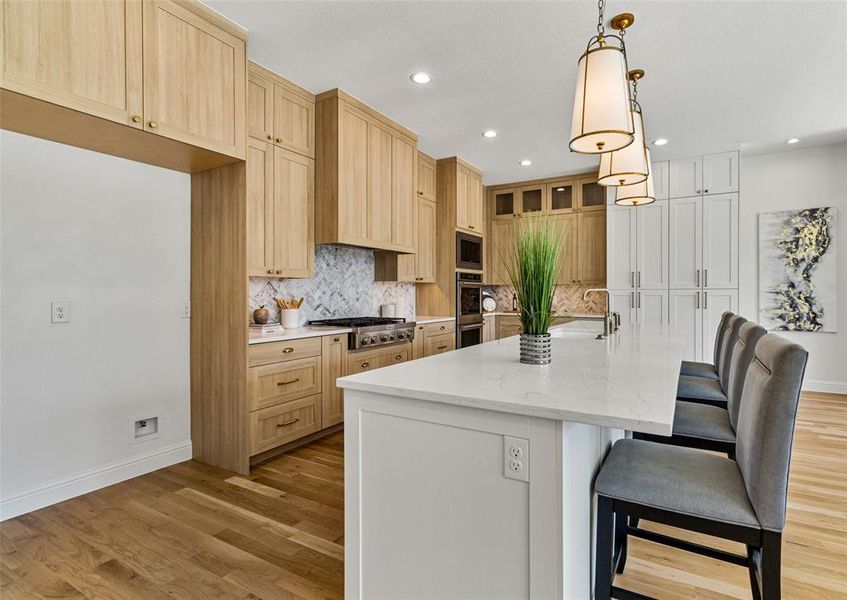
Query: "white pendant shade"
597 106 648 186
615 150 655 205
569 45 634 154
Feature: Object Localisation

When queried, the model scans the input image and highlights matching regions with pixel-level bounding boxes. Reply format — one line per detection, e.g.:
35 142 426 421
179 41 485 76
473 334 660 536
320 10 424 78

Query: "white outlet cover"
503 435 529 482
51 301 70 323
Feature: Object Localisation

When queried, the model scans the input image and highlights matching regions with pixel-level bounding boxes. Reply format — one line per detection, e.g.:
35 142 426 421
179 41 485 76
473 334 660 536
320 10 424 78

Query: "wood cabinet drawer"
249 395 320 456
248 337 322 367
425 332 455 357
422 321 452 337
248 355 321 411
346 343 411 375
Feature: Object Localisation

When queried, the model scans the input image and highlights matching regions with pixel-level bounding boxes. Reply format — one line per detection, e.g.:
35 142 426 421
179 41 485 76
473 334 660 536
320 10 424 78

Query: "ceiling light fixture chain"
597 0 606 37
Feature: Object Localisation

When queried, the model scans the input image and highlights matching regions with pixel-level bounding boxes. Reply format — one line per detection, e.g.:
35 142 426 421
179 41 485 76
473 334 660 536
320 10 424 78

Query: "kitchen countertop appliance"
308 317 416 351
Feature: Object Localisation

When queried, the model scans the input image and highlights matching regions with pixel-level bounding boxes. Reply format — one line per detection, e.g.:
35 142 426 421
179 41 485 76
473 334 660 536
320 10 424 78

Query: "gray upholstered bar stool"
676 314 747 409
638 321 767 458
593 334 808 600
679 310 733 381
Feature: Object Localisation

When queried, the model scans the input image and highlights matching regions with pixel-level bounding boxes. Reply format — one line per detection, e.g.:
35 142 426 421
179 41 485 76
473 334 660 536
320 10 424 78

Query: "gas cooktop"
308 317 416 350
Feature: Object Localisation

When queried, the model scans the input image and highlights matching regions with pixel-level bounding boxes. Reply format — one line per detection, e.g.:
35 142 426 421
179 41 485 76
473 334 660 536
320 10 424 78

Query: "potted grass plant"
503 215 563 364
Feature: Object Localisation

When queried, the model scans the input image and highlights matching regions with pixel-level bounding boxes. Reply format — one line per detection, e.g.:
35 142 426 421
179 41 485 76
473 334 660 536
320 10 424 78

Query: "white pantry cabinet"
637 290 669 326
636 200 669 290
669 196 702 289
669 156 702 198
702 193 739 289
702 151 739 195
701 289 738 363
606 205 637 290
651 160 670 201
669 288 737 362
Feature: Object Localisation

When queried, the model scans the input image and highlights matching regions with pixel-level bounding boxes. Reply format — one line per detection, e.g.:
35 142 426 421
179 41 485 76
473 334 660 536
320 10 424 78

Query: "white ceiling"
207 0 847 185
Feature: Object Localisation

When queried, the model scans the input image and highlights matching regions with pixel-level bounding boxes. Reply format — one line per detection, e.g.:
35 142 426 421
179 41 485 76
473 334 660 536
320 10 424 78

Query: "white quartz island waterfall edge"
338 321 685 600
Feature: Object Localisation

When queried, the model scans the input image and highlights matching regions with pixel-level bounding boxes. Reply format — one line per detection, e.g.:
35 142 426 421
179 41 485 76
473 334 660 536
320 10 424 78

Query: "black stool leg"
761 531 782 600
614 510 628 574
746 545 761 600
595 496 614 600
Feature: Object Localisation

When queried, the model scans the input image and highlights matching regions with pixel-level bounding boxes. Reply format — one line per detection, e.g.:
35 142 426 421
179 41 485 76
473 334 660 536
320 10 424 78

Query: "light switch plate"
503 435 529 482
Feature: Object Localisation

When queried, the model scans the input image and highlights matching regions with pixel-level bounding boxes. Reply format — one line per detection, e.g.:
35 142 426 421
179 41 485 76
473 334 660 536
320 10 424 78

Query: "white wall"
740 143 847 393
1 131 191 519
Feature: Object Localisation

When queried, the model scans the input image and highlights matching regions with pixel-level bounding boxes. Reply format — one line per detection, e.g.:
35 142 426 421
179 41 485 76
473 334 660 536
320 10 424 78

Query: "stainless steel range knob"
380 334 389 342
361 335 370 345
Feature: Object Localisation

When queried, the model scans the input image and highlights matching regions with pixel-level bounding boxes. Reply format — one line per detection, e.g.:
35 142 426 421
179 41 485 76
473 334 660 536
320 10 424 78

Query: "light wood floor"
1 392 844 599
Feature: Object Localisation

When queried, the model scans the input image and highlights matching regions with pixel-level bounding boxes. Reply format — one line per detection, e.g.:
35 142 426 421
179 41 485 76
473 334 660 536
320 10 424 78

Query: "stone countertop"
413 316 455 325
337 321 685 435
484 311 602 319
248 326 353 345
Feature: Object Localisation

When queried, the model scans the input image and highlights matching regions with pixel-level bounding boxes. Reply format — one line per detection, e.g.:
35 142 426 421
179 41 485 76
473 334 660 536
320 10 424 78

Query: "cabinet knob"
276 270 283 274
695 189 701 194
275 137 283 143
361 361 370 368
267 269 274 274
395 354 402 360
267 135 273 140
282 347 294 353
468 225 475 229
333 337 340 342
149 121 158 128
131 115 142 123
704 189 709 193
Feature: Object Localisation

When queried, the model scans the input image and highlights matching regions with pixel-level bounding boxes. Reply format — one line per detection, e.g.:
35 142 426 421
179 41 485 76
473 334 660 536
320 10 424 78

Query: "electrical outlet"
51 301 70 323
503 436 529 482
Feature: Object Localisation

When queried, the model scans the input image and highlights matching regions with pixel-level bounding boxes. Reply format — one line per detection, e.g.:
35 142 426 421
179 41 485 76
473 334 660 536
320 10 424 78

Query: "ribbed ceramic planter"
519 333 552 365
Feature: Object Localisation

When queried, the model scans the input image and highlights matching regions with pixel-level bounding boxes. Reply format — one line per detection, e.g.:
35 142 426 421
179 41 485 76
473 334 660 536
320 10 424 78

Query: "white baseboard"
0 440 192 521
803 379 847 395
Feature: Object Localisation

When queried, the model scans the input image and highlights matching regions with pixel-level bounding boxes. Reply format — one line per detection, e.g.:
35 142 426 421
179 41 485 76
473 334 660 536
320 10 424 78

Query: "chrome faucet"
583 288 615 338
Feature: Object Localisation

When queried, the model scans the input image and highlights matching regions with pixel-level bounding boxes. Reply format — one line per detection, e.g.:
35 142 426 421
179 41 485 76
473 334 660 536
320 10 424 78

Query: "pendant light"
615 148 655 206
569 6 635 154
597 69 649 186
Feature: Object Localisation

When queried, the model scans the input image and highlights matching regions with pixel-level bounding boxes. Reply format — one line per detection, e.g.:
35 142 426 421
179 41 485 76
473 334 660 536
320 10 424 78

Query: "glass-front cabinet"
546 181 575 214
493 188 517 219
518 185 545 215
578 178 607 212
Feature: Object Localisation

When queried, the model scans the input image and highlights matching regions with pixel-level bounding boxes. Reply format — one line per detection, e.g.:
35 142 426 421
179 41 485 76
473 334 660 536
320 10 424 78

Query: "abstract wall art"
758 207 838 332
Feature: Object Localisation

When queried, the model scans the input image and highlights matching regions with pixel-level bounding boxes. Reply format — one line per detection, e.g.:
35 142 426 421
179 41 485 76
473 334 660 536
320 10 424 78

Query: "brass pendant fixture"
615 148 656 206
598 69 650 187
569 3 635 154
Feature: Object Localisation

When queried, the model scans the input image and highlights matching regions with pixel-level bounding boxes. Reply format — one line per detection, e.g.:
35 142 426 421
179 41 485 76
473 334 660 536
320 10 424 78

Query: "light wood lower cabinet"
248 336 322 367
250 395 320 456
248 356 321 412
495 315 572 340
321 335 346 428
346 343 412 375
425 332 455 356
412 322 456 359
483 315 496 342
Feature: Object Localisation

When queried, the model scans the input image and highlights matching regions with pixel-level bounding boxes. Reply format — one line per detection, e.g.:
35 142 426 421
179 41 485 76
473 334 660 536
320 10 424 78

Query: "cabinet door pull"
436 345 448 350
277 418 300 427
282 347 294 353
696 291 700 309
275 137 283 143
637 292 641 309
630 271 635 287
131 115 142 123
266 269 274 274
637 271 641 287
395 354 403 360
333 337 340 342
704 189 709 193
704 292 708 309
630 292 635 308
277 378 300 386
360 362 370 368
704 269 708 287
695 269 700 287
468 225 475 229
440 325 446 330
149 120 158 128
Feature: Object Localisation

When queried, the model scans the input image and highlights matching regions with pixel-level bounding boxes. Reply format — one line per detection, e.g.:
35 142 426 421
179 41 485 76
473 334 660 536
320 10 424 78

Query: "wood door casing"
246 138 274 276
142 0 246 159
273 147 314 278
1 0 144 128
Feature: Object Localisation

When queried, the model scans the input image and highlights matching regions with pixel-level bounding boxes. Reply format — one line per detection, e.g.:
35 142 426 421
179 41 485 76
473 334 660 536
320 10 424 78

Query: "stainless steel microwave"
456 231 483 271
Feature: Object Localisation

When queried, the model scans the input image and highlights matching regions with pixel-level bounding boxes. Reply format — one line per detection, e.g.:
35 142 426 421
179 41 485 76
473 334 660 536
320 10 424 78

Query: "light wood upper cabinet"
247 70 274 142
455 165 470 230
439 157 484 234
489 219 514 285
467 170 484 232
551 213 578 284
417 151 437 202
493 188 517 220
273 147 314 278
577 210 606 283
248 62 315 158
519 185 545 216
547 181 576 213
247 138 274 277
367 122 394 246
142 0 246 159
576 178 607 212
315 89 418 252
246 139 314 278
415 198 437 282
1 0 144 128
392 136 416 250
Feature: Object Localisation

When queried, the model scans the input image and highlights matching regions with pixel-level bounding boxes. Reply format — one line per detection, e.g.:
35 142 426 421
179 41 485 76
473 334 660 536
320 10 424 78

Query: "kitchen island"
337 320 685 599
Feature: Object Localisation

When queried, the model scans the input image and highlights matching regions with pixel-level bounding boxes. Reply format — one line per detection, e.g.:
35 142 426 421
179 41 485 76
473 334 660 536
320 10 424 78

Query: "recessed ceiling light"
482 130 498 138
519 159 532 166
653 138 668 146
786 138 800 144
410 72 432 85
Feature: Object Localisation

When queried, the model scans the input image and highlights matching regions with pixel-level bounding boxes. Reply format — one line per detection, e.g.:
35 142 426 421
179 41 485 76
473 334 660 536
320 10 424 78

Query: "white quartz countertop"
413 316 455 324
338 321 685 435
249 326 353 344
